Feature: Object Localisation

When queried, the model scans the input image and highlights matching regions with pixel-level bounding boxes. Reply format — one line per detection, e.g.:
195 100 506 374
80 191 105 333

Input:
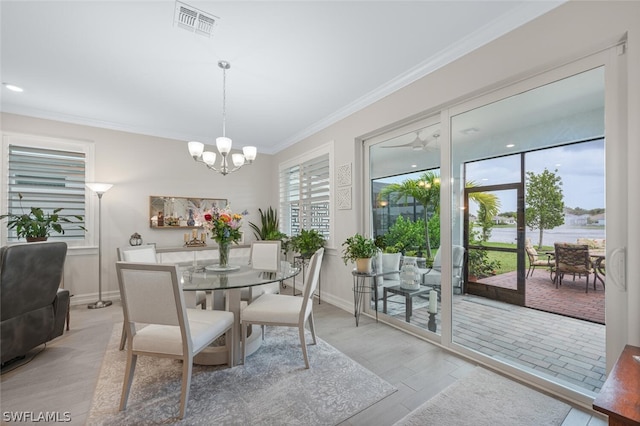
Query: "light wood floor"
1 292 606 426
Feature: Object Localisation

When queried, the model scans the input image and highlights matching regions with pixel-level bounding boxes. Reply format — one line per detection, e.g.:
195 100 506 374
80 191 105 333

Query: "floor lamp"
86 182 113 309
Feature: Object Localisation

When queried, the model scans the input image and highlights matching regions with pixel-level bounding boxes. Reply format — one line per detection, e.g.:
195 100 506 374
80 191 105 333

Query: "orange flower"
220 213 232 223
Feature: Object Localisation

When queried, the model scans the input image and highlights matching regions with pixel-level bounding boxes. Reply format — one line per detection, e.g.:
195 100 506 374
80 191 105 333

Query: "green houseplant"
341 233 379 273
1 195 85 241
248 207 287 241
290 229 325 259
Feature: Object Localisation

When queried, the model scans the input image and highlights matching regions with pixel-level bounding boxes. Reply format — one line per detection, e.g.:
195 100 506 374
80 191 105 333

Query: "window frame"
1 133 96 249
279 142 334 248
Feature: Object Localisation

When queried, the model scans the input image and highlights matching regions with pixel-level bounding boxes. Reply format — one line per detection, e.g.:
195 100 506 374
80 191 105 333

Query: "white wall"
0 113 276 304
274 0 640 351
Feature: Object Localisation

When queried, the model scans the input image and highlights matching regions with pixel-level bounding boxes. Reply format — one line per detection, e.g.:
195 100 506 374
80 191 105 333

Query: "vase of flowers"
199 206 245 268
218 240 230 268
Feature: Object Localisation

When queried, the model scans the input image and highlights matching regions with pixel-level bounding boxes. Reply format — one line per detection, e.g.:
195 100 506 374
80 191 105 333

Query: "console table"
593 344 640 426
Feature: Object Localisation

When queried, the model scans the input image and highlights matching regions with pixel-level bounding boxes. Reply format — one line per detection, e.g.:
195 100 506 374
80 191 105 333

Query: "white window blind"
280 153 330 240
6 144 87 241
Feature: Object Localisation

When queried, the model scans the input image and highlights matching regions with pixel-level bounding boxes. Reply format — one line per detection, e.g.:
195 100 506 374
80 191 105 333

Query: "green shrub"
383 216 425 255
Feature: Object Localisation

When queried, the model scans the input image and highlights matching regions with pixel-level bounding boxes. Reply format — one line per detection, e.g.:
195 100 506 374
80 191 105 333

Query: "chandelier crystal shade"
188 60 257 175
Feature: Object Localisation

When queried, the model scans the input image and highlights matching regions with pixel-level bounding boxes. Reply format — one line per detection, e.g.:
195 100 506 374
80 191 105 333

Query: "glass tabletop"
181 260 300 291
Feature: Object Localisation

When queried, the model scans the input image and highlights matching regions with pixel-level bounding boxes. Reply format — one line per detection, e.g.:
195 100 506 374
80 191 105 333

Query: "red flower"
204 213 212 221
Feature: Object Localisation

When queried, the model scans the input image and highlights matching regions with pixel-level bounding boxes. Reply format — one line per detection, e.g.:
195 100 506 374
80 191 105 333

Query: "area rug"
394 367 571 426
87 325 396 425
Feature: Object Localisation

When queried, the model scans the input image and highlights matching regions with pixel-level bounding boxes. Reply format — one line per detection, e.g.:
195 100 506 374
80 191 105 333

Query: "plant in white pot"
341 233 379 273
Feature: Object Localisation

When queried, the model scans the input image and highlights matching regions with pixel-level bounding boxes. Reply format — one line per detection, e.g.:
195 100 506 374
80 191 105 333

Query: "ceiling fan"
383 132 440 151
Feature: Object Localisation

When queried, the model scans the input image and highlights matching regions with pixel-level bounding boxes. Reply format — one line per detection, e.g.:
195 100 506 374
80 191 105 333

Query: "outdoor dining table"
589 249 606 286
181 260 301 366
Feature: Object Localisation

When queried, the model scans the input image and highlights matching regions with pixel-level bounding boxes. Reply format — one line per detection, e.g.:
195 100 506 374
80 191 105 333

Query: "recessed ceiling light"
482 178 489 181
506 144 515 148
3 83 23 92
555 163 561 167
411 164 417 168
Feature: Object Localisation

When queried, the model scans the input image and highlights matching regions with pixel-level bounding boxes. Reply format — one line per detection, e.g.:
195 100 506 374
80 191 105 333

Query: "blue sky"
377 139 605 213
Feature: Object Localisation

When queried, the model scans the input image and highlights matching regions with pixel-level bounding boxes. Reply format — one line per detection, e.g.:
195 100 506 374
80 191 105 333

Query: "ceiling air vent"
174 1 218 38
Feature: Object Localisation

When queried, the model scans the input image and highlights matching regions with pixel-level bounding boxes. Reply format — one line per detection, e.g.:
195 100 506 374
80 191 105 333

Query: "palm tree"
378 172 499 259
378 171 440 258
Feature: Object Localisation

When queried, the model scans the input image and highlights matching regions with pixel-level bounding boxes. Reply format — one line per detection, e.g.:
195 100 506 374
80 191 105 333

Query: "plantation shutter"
6 144 86 241
280 153 330 240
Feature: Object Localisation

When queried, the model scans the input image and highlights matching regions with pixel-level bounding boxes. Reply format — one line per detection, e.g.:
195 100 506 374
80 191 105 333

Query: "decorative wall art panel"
336 163 352 187
337 187 352 210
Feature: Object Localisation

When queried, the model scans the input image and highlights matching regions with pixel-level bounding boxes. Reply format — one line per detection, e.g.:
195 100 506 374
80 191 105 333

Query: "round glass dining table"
181 261 300 366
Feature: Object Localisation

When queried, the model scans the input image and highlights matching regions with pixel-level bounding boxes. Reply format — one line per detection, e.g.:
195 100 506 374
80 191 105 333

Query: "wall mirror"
149 196 227 228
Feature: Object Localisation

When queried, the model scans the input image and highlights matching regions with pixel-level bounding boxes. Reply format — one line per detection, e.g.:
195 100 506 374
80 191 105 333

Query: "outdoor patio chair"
552 243 595 293
419 245 466 296
525 240 555 278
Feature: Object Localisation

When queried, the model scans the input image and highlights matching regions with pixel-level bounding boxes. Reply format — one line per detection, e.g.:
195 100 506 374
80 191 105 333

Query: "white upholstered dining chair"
115 262 234 420
117 245 207 351
247 240 282 301
241 247 324 369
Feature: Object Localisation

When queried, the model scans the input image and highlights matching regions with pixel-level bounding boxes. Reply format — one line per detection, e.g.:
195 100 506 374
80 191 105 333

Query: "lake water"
486 226 605 246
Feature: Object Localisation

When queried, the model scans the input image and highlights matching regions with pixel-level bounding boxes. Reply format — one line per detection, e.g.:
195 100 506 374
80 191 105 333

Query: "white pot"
355 257 373 273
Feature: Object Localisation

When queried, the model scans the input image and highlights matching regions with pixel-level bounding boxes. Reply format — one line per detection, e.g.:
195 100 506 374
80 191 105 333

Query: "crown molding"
273 1 565 154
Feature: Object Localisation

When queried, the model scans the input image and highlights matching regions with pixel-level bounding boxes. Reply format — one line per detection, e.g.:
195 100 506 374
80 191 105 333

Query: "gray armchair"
1 241 69 365
419 245 466 295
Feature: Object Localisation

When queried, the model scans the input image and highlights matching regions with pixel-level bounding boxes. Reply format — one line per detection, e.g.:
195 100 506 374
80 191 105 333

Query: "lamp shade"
86 182 113 194
188 141 204 157
216 137 232 154
231 153 245 167
202 151 217 166
243 146 257 162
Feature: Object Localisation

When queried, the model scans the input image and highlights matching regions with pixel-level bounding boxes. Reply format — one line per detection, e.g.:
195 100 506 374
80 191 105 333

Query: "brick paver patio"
376 272 606 394
481 270 605 324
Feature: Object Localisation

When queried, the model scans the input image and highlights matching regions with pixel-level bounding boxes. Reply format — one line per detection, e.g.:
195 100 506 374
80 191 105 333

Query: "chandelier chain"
221 63 227 138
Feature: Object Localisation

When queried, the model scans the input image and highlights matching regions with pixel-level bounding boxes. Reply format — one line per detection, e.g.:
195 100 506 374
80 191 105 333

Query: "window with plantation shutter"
2 134 92 244
280 147 331 244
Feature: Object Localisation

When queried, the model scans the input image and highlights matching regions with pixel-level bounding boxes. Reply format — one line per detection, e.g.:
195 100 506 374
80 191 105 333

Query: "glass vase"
219 240 230 267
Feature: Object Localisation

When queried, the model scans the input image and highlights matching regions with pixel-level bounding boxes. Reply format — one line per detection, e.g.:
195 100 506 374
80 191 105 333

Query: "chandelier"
188 60 257 175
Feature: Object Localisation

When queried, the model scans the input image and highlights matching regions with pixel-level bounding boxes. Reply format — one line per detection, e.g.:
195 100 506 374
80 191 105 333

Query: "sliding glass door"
364 45 627 406
366 117 442 336
449 65 606 398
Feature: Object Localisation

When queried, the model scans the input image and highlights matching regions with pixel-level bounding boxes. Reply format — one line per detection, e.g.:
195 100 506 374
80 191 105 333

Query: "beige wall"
0 113 277 303
1 0 637 380
274 0 640 355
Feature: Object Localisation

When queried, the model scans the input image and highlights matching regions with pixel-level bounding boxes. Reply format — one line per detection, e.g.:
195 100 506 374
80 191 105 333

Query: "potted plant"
342 233 379 273
248 207 287 242
1 194 85 241
290 229 325 259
